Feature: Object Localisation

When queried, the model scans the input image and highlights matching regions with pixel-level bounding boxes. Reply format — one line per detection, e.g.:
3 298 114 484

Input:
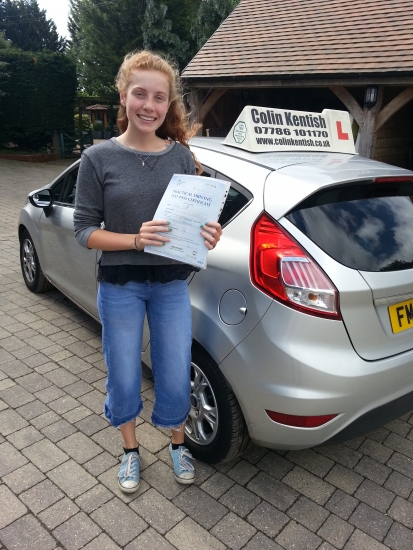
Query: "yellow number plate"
388 299 413 334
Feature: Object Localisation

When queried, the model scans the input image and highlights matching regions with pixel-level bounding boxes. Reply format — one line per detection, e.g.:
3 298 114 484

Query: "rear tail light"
374 176 413 183
250 213 341 319
266 410 338 428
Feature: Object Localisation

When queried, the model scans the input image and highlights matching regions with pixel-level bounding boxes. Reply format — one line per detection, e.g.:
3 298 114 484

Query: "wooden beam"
198 88 228 122
187 89 203 135
208 106 222 128
330 86 363 126
375 87 413 132
358 86 384 159
184 76 413 89
187 89 202 124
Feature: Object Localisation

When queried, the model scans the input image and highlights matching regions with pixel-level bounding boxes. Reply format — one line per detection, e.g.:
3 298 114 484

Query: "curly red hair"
115 50 202 173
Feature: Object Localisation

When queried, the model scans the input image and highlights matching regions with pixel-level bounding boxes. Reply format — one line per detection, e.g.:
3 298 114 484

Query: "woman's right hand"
135 219 171 250
86 221 171 252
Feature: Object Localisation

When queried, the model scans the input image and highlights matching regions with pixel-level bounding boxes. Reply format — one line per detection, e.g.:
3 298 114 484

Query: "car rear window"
201 167 251 227
285 180 413 272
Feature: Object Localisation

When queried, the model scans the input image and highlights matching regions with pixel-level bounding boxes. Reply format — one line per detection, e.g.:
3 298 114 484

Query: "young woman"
74 50 222 493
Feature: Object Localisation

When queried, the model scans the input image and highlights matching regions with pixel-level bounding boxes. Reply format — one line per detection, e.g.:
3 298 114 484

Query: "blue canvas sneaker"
169 444 195 484
118 451 140 493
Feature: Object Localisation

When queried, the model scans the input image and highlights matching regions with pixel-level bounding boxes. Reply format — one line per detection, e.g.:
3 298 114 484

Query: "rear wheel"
185 343 250 463
20 229 52 293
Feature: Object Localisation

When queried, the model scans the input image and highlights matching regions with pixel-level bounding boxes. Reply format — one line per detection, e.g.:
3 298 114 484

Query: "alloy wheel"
186 362 219 446
22 238 36 283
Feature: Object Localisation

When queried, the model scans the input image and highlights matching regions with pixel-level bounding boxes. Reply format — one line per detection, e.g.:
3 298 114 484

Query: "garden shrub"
0 48 77 149
74 113 92 132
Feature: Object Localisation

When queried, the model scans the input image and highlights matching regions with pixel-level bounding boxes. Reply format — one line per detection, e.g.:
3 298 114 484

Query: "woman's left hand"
201 221 222 250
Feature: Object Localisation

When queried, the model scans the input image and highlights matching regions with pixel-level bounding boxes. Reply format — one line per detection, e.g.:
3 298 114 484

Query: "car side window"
216 171 252 226
60 168 79 206
51 177 65 202
200 165 215 178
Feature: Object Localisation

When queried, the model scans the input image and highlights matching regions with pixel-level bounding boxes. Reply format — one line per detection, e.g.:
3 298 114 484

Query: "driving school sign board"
223 106 356 155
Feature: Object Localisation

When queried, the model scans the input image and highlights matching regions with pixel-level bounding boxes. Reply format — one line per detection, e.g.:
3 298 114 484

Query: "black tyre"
185 342 250 463
20 229 53 293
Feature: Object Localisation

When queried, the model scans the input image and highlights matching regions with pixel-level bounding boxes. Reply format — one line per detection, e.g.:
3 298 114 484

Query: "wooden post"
187 89 202 129
331 85 413 159
358 86 384 159
52 130 62 159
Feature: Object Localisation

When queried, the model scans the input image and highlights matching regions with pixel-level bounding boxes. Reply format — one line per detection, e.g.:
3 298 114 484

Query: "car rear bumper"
325 388 413 443
218 299 413 449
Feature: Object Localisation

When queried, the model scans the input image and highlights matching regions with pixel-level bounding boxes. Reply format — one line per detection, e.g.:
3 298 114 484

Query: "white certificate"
145 174 230 268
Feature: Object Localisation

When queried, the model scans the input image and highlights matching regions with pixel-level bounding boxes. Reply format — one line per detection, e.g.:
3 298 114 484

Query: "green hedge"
0 49 77 148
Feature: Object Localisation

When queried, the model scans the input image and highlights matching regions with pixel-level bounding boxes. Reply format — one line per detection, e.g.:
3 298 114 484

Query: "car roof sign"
223 106 356 155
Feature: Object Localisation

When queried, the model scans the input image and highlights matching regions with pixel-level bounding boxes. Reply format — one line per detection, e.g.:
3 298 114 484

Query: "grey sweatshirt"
74 138 197 266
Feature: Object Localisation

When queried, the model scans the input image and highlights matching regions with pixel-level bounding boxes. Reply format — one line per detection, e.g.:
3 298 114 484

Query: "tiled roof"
182 0 413 80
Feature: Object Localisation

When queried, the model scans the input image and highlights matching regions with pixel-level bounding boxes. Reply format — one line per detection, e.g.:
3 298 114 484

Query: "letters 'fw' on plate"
145 174 230 269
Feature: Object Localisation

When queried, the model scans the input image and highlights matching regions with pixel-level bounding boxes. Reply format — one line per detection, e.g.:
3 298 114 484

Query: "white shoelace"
178 448 194 472
120 453 139 480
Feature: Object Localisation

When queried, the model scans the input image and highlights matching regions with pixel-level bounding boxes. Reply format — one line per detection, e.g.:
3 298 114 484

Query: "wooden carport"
182 0 413 168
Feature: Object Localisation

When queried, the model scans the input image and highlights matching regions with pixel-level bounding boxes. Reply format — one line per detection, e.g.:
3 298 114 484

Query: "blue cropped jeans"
97 279 192 429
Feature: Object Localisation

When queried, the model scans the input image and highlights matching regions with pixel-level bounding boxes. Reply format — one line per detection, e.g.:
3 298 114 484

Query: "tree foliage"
0 0 66 52
68 0 144 99
68 0 239 97
191 0 239 50
0 48 77 147
0 30 10 96
142 0 190 61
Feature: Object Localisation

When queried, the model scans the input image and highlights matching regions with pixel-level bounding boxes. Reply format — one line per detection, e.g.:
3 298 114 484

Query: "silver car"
18 138 413 463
